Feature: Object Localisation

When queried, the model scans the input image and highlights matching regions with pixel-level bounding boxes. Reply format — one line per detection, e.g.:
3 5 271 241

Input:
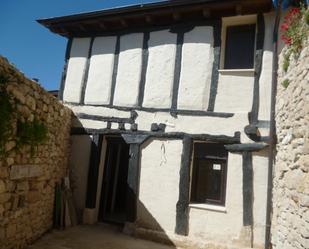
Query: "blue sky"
0 0 163 90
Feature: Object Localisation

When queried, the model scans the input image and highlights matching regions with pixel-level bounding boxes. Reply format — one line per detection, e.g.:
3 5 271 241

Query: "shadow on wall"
135 199 177 248
69 134 92 223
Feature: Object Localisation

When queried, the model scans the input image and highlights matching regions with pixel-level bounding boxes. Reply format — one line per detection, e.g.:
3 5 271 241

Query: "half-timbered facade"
39 0 276 248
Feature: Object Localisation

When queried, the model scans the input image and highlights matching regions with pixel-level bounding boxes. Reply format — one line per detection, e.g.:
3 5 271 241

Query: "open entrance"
98 136 130 224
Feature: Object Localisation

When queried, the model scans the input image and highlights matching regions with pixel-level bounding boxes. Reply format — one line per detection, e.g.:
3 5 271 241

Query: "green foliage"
283 52 291 72
17 120 48 156
0 74 9 85
0 72 48 158
280 5 309 78
282 79 290 89
304 7 309 25
281 6 308 55
0 91 13 156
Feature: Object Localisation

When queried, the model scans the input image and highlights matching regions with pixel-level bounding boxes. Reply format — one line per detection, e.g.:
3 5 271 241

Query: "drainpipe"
265 1 282 249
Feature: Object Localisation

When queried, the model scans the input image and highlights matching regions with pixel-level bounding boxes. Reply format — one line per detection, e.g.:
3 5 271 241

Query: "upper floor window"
224 24 256 69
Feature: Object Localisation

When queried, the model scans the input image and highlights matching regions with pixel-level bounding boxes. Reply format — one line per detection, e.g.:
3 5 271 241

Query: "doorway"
98 136 130 224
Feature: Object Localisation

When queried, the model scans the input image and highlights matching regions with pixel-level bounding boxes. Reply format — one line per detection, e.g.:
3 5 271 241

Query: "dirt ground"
27 224 178 249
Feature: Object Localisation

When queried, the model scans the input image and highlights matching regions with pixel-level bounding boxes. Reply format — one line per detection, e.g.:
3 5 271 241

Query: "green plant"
305 7 309 24
0 72 48 158
283 52 291 72
282 79 290 88
280 5 309 72
0 91 13 156
17 120 48 156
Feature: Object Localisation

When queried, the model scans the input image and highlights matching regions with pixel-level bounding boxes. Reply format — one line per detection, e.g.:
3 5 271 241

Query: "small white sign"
213 164 221 171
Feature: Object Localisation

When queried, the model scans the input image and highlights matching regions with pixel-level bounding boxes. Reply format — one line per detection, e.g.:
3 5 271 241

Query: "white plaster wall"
252 151 269 248
63 38 91 103
188 153 243 242
138 139 182 232
113 33 143 107
214 71 255 113
69 135 92 221
143 30 177 108
67 104 131 118
258 13 275 123
84 36 117 105
178 26 214 110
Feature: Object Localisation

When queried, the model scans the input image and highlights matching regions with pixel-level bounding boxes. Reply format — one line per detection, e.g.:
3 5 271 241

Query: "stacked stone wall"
271 41 309 248
0 56 71 249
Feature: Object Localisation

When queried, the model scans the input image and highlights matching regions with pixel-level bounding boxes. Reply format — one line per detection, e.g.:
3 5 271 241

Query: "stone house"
38 0 278 248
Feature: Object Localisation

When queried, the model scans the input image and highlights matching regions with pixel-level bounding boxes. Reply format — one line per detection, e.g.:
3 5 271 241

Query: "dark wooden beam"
202 8 211 18
120 19 128 28
172 12 181 21
235 4 243 15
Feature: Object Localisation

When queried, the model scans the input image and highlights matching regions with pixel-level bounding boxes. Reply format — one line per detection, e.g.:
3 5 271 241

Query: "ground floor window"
190 142 228 206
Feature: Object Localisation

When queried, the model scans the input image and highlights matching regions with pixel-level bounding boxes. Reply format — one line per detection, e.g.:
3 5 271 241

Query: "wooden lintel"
98 21 106 30
235 4 242 15
202 8 211 18
120 19 128 27
145 15 153 24
79 24 87 32
173 12 181 21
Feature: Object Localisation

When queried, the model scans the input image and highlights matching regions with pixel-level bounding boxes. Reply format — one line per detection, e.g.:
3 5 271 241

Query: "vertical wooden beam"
250 13 265 125
121 134 149 222
58 38 72 101
138 32 150 107
175 136 192 235
171 31 184 114
109 36 120 106
207 20 222 112
80 37 95 104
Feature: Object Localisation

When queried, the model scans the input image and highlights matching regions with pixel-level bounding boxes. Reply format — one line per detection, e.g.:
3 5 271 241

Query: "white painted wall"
178 26 214 110
113 33 144 107
143 30 177 108
63 38 91 103
188 153 243 242
138 139 182 232
214 71 255 113
84 36 117 105
69 135 92 222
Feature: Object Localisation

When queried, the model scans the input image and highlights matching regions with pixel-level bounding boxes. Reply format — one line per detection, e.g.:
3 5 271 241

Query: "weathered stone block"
10 165 43 180
16 182 29 192
0 180 5 194
0 193 10 204
6 224 17 238
27 191 40 203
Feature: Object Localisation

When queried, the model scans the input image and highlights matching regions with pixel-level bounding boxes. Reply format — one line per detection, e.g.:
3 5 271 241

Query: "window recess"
190 143 228 206
224 24 256 69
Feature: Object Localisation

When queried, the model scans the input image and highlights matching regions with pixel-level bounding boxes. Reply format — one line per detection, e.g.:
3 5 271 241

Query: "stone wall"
271 40 309 248
0 56 72 249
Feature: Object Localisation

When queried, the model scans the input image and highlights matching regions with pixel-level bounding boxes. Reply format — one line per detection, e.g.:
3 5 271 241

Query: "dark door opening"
99 136 130 224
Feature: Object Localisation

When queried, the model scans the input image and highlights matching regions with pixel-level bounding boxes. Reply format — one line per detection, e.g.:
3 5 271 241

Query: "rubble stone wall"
0 56 72 249
271 41 309 248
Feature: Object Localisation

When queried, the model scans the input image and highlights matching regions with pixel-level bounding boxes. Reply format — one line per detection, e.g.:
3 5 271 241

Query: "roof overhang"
37 0 273 38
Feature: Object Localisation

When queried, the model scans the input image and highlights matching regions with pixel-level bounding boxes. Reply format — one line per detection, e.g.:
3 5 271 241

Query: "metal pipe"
264 1 282 248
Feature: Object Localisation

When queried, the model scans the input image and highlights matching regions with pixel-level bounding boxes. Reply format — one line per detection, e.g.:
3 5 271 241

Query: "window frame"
189 142 229 207
220 15 257 70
